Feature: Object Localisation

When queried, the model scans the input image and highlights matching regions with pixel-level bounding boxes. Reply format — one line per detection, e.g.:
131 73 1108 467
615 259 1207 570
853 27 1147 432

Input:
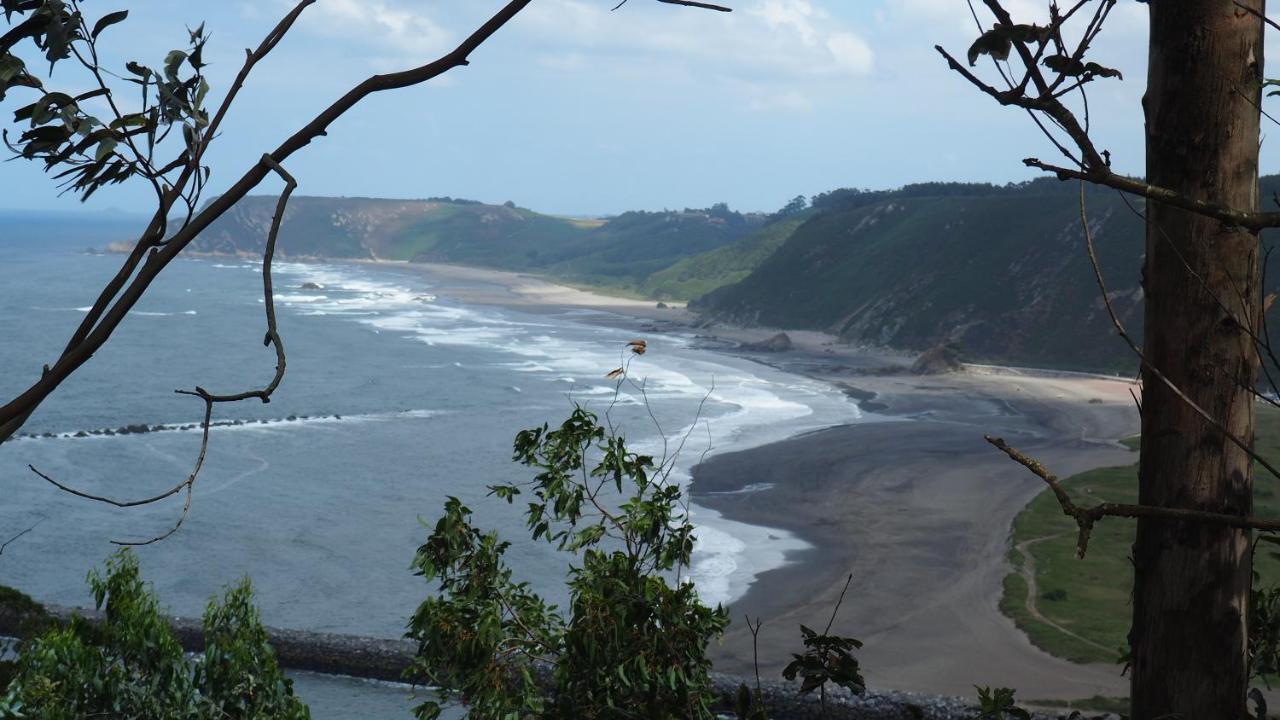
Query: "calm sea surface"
0 245 859 717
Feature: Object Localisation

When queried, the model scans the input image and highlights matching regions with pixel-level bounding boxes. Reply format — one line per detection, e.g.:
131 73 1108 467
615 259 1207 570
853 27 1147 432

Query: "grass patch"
1001 405 1280 665
1025 695 1131 715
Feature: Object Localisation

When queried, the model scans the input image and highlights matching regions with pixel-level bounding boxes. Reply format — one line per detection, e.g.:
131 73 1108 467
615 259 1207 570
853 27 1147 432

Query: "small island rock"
911 341 964 375
741 332 793 353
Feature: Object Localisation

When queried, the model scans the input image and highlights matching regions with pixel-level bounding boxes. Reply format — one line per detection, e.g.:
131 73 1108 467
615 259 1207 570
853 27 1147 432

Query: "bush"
406 405 730 719
0 550 308 719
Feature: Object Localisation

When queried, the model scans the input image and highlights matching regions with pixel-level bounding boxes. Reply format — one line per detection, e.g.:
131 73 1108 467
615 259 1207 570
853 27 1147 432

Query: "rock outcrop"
740 332 793 353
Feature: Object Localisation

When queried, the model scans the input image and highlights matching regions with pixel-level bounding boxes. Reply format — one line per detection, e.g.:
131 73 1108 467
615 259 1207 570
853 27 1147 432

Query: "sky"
1 0 1276 216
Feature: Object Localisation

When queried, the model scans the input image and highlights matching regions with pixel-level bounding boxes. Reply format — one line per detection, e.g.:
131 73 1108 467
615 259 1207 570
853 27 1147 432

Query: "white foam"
255 260 863 606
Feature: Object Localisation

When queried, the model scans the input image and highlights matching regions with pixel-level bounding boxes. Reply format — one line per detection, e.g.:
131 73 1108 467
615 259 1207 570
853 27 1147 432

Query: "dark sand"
692 369 1139 699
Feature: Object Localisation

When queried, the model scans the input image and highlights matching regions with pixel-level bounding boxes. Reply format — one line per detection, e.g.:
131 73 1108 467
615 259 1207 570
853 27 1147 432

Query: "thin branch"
1236 0 1280 35
612 0 732 10
986 435 1280 558
182 154 293 404
746 613 764 699
823 573 854 635
27 156 297 542
0 519 42 558
1025 157 1280 230
27 398 210 517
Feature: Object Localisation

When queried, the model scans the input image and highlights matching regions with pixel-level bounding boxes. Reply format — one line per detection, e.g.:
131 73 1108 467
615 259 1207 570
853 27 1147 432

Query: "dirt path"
1014 534 1115 656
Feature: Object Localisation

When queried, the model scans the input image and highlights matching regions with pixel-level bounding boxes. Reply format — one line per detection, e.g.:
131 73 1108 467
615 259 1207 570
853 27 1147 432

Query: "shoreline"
206 254 1143 701
360 259 1141 700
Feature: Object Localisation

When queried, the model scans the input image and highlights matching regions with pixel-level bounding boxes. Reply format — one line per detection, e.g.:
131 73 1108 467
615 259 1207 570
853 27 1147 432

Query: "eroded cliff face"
694 183 1156 372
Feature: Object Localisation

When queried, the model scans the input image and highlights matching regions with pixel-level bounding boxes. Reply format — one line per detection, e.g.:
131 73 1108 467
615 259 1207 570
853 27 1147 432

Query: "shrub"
0 549 308 719
406 405 730 719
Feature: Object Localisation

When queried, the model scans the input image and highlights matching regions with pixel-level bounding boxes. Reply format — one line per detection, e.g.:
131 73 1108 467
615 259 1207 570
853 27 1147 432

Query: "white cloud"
517 0 874 111
298 0 453 69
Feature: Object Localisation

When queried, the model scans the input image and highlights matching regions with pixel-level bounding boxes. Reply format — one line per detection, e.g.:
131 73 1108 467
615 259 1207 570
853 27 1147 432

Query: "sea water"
0 247 859 717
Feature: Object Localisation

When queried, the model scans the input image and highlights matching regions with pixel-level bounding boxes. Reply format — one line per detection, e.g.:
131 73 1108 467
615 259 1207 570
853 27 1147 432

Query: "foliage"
0 584 47 697
198 578 311 720
973 686 1031 720
733 682 768 720
769 194 808 223
780 574 865 712
972 686 1122 720
781 622 865 708
1 1 213 200
1251 534 1280 683
0 550 308 719
406 405 731 719
644 212 811 301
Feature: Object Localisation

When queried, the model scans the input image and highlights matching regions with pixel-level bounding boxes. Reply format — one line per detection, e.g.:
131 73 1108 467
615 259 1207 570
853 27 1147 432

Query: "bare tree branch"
27 155 295 543
987 436 1280 559
28 398 209 546
0 519 42 558
613 0 732 10
1022 157 1280 230
936 1 1280 231
181 155 294 405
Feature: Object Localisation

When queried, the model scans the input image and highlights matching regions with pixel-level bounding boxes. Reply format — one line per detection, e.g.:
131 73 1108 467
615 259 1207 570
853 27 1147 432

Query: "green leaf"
967 27 1011 66
0 54 24 84
91 10 128 40
968 24 1049 66
94 137 117 162
163 50 186 81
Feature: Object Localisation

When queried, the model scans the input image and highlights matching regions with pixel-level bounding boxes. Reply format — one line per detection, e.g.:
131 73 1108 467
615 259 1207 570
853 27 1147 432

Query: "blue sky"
2 0 1271 216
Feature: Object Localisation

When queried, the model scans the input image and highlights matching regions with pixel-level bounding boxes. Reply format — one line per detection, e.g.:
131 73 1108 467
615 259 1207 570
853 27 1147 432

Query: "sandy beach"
385 260 1141 701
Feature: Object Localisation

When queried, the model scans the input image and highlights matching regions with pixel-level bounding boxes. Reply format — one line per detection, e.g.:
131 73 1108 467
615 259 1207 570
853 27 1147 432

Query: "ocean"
0 245 860 717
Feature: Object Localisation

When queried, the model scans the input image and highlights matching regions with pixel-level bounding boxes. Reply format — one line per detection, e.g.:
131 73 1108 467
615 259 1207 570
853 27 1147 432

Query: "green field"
1002 406 1280 665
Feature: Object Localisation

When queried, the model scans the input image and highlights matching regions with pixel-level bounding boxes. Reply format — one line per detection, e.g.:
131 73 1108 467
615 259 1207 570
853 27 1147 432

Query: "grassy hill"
694 178 1280 373
192 196 762 295
640 212 814 300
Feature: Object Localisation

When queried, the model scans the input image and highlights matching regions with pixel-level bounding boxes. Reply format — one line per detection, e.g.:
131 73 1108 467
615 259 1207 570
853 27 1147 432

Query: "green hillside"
640 212 813 300
695 178 1280 372
192 196 762 295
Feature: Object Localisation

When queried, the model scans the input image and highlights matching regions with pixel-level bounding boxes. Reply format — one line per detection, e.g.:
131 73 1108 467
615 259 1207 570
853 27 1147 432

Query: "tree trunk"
1131 3 1264 718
